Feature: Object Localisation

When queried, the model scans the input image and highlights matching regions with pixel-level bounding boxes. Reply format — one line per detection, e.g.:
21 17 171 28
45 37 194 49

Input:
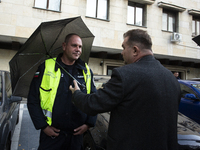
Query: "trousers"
38 130 83 150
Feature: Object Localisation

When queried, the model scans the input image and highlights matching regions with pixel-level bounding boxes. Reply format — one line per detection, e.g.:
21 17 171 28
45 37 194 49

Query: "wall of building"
0 0 200 78
0 49 17 71
88 57 124 75
1 0 200 55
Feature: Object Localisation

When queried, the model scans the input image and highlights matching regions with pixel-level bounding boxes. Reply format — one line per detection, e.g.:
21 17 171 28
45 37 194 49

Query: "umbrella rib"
49 26 66 53
40 31 49 56
12 56 46 95
51 46 62 55
40 24 65 57
19 53 45 55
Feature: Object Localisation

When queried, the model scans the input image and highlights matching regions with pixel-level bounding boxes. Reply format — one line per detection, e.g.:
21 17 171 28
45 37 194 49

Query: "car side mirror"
9 96 22 104
184 93 198 100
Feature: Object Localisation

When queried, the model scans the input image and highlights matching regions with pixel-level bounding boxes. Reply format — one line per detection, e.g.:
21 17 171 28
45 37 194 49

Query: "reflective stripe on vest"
83 63 91 94
40 58 92 125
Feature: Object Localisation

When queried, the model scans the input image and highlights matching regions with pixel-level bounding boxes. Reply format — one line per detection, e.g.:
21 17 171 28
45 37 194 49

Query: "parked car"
187 78 200 81
0 70 22 150
178 80 200 124
83 76 200 150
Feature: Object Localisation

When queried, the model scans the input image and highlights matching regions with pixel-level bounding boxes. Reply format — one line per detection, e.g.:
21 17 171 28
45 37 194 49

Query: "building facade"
1 0 200 79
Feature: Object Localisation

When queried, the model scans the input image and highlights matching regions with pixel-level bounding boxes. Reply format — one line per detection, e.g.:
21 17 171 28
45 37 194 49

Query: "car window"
0 72 2 105
191 84 200 92
5 72 12 98
180 83 197 98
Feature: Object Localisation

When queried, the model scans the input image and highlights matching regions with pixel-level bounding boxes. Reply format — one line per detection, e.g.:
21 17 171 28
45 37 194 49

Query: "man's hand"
43 126 60 137
73 124 89 135
69 80 80 94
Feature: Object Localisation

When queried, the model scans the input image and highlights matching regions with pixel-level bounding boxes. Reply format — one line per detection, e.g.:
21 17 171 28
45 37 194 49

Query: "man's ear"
62 42 66 51
132 46 139 56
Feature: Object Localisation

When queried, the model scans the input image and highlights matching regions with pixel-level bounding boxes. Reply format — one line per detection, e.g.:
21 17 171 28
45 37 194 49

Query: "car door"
0 71 18 149
0 71 8 149
179 83 200 124
5 71 18 131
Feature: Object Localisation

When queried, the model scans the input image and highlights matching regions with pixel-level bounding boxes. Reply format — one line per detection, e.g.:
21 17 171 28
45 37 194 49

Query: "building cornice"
158 1 186 12
188 9 200 16
129 0 155 5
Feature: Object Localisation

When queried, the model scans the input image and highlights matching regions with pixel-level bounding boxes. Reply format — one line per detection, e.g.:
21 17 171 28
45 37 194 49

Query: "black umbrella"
192 35 200 46
9 16 94 98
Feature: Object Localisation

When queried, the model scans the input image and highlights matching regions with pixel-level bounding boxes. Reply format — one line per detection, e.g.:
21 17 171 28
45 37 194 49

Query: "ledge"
32 7 61 13
188 9 200 16
157 1 186 12
128 0 155 5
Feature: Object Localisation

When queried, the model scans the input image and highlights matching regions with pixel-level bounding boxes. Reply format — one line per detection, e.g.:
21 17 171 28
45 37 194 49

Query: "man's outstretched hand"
69 80 80 94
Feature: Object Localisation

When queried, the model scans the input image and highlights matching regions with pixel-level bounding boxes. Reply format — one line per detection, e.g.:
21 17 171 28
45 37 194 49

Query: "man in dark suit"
69 29 181 150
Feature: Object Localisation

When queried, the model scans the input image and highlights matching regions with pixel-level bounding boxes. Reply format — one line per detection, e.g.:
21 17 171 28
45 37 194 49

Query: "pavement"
11 102 40 150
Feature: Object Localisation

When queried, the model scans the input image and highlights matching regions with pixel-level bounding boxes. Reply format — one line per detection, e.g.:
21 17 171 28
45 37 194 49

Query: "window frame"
162 9 178 32
86 0 109 21
127 1 146 27
34 0 61 12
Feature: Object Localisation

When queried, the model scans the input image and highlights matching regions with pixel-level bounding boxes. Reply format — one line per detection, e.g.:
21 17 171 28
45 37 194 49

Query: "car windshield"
191 84 200 92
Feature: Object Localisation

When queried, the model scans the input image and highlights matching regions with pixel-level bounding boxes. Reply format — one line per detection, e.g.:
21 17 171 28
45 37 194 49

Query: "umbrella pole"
52 58 86 90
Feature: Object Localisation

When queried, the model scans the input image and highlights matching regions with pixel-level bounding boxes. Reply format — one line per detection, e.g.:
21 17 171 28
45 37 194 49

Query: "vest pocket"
40 87 52 92
39 86 52 112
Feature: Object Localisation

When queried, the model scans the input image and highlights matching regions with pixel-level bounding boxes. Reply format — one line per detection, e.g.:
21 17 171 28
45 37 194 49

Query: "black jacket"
27 53 97 133
72 55 181 150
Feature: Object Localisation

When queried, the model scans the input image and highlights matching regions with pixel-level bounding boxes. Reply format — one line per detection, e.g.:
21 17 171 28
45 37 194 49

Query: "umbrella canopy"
9 16 94 98
192 35 200 46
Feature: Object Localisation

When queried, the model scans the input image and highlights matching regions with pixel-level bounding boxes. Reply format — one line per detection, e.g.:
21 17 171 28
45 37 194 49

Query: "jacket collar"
136 55 155 62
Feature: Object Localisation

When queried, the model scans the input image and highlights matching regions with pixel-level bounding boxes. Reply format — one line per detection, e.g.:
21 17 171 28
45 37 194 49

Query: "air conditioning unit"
171 32 182 42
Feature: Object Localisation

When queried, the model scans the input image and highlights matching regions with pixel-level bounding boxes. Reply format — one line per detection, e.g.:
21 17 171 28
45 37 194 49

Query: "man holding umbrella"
27 33 97 150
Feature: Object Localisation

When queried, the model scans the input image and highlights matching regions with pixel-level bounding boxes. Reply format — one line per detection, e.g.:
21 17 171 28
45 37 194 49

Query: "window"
162 10 177 32
5 72 12 99
192 17 200 36
107 66 119 76
179 83 197 98
86 0 109 20
188 9 200 36
34 0 61 11
127 2 145 26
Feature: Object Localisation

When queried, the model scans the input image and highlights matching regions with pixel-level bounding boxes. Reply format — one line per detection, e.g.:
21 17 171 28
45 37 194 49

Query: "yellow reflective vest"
39 58 91 125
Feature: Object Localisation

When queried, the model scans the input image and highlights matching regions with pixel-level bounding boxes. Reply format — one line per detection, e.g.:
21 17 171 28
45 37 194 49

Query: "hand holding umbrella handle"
79 83 86 90
69 80 85 94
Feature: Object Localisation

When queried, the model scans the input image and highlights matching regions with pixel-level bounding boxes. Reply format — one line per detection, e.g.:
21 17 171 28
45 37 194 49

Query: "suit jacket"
72 55 181 150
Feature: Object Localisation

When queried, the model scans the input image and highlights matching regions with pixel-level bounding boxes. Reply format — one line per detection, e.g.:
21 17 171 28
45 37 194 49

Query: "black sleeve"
89 69 97 94
72 68 124 116
84 69 97 127
27 63 49 130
